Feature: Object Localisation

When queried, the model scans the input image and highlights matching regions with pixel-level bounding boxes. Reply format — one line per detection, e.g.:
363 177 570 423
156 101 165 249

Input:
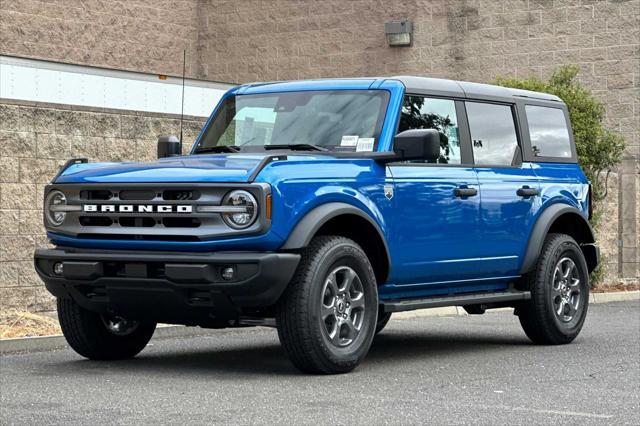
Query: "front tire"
276 236 378 374
518 233 589 345
57 298 156 360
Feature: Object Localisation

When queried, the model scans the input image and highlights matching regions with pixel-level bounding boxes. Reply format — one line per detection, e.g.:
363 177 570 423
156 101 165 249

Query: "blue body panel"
473 163 540 278
57 155 267 184
49 78 591 302
385 165 481 284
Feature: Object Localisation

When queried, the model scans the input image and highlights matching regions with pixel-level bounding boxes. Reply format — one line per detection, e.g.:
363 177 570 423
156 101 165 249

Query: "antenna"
179 49 186 145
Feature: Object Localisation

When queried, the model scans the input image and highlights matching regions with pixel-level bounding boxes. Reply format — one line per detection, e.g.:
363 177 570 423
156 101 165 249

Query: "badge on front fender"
384 184 394 200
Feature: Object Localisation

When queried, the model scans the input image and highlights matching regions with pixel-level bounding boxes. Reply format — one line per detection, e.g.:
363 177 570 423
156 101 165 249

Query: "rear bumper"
582 243 600 273
35 247 300 326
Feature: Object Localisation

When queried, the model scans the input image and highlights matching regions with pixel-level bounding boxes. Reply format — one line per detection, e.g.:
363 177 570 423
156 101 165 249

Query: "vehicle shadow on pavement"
65 340 298 377
53 328 530 377
367 330 530 363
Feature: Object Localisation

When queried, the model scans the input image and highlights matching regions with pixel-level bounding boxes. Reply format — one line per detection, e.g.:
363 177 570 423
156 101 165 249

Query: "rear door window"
525 105 572 158
466 102 519 166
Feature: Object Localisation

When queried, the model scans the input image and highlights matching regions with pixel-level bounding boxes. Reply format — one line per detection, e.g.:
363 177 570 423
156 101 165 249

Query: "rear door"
385 95 484 296
466 101 540 279
519 102 586 211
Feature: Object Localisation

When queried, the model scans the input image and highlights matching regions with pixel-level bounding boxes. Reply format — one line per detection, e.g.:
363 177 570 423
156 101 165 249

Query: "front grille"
47 183 269 242
75 186 218 235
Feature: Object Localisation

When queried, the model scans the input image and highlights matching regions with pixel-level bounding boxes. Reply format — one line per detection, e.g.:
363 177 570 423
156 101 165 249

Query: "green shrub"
495 66 625 285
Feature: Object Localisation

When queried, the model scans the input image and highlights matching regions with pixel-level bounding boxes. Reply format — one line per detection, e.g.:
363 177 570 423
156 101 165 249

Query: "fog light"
53 262 64 276
221 266 235 281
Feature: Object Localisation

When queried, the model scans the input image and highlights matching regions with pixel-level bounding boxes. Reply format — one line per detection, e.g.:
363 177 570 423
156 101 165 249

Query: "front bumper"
35 247 300 326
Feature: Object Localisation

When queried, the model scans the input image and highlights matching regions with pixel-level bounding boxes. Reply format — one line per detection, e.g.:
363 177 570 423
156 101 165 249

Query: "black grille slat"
79 216 113 226
119 217 156 227
119 190 156 200
163 217 201 228
80 190 112 200
163 190 199 200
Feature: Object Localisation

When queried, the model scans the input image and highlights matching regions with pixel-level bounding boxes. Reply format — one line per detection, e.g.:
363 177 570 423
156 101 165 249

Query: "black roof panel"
391 75 562 103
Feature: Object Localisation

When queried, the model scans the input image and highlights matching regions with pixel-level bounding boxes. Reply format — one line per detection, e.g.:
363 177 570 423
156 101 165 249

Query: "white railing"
0 55 233 117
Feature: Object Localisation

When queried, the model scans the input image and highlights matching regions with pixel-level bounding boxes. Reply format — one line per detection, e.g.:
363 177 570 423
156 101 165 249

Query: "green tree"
495 66 625 285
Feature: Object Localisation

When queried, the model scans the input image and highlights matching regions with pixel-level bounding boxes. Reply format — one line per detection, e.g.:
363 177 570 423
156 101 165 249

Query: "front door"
383 96 484 299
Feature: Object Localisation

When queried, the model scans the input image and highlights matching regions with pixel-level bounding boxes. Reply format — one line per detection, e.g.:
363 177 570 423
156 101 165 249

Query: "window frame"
389 93 578 168
389 94 473 167
195 90 391 153
464 99 524 169
516 100 578 164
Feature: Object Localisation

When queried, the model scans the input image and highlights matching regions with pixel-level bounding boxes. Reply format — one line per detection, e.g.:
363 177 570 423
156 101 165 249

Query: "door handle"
454 187 478 198
517 187 540 197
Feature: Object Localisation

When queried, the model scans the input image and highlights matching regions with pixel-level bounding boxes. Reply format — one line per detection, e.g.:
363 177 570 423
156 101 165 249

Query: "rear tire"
57 298 156 360
276 236 378 374
518 233 589 345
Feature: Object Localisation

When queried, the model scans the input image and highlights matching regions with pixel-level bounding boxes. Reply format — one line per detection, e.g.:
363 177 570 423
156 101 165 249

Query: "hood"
53 153 327 184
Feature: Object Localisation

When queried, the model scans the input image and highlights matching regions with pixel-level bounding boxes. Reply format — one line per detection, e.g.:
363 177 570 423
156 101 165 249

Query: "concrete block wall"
0 100 205 312
0 0 203 77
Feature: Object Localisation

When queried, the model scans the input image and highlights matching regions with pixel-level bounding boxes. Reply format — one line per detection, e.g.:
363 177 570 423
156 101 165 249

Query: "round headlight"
221 190 258 229
45 190 67 226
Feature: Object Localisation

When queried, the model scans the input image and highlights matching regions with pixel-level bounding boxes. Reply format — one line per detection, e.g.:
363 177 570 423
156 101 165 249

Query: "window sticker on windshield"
340 135 359 147
356 138 374 152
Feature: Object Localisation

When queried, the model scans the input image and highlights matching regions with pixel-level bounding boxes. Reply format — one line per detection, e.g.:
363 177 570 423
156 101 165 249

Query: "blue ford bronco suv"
35 77 599 374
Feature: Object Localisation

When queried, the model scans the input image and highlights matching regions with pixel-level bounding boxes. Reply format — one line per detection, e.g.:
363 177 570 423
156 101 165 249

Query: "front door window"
399 96 461 164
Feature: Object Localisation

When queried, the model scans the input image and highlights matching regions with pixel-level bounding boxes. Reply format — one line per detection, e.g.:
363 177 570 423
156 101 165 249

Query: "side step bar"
381 291 531 313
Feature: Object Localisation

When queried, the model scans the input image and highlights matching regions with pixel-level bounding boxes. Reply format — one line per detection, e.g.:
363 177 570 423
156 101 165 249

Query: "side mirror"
157 135 182 159
393 129 440 162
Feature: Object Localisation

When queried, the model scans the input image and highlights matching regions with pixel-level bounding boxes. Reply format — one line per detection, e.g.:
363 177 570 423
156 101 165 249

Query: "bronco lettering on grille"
83 205 192 213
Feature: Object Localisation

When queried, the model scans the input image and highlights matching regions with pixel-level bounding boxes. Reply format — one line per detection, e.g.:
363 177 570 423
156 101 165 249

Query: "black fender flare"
520 203 596 274
281 202 391 263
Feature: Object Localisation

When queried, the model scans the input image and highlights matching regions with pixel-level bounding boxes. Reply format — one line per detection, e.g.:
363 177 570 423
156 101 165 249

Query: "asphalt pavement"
1 301 638 425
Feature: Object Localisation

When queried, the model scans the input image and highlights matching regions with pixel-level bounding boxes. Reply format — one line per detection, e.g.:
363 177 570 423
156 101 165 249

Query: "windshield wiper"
264 144 328 152
194 145 241 154
194 136 261 154
195 143 329 154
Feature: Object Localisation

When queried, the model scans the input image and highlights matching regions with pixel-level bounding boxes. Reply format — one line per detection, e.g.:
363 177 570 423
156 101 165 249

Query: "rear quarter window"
525 105 572 158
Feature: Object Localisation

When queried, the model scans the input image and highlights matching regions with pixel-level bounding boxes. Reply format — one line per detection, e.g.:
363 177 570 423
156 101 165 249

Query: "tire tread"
276 235 377 374
57 298 156 360
518 233 589 345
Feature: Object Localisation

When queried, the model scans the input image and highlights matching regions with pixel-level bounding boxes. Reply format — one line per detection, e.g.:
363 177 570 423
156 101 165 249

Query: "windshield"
194 90 389 153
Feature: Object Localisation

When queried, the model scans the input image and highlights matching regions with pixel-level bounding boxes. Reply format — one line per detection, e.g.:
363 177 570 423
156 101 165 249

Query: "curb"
1 290 638 355
0 324 218 355
591 290 639 303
